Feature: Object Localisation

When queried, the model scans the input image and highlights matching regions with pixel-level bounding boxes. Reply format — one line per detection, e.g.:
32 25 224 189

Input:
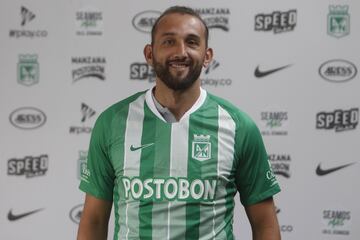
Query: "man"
77 6 281 240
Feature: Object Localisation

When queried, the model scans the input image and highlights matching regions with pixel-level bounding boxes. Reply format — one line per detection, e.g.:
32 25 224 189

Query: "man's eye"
163 39 174 45
187 40 199 46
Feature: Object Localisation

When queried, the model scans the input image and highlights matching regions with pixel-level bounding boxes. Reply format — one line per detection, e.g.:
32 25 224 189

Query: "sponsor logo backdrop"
0 0 359 239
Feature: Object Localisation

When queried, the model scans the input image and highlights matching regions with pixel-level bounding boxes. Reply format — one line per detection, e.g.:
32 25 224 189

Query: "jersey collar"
145 86 207 123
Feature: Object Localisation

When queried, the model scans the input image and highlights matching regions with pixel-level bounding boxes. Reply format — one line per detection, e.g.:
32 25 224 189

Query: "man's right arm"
77 194 112 240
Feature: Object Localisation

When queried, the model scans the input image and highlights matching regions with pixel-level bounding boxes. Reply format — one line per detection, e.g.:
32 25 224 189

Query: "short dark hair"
151 6 209 47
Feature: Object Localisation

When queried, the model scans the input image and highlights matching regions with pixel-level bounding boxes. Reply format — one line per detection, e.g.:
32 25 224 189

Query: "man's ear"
202 47 214 68
144 44 153 66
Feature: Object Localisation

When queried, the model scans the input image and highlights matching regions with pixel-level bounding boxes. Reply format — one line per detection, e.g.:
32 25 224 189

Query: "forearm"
252 224 281 240
77 219 108 240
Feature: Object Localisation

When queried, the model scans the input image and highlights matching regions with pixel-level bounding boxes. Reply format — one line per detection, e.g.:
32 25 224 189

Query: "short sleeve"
235 118 280 206
79 113 115 201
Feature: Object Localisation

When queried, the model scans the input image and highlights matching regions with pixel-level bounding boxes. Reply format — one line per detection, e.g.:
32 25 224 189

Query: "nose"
172 41 187 58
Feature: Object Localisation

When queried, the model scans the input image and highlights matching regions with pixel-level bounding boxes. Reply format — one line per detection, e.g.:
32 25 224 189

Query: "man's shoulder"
206 92 254 126
97 90 147 123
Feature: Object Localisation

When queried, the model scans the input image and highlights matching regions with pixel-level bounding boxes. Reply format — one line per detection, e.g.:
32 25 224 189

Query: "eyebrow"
160 32 201 40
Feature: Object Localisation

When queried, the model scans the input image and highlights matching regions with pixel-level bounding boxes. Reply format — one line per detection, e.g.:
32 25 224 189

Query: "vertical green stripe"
151 114 171 238
186 103 219 240
110 106 130 240
138 104 171 239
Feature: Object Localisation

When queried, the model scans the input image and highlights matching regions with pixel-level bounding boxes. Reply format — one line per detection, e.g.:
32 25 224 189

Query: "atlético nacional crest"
327 5 350 38
17 54 39 86
192 134 211 161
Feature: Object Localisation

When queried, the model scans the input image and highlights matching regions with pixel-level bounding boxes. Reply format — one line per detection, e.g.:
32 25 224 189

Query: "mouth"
168 60 191 69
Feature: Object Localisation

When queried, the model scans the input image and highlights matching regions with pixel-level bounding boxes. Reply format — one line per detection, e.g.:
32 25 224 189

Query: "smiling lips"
168 59 191 69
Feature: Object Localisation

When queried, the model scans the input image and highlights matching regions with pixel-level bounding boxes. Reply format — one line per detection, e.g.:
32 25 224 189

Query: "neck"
154 79 201 121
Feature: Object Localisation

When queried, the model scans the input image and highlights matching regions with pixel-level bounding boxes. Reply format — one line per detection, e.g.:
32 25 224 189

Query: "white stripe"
118 94 145 240
167 120 190 240
214 105 236 238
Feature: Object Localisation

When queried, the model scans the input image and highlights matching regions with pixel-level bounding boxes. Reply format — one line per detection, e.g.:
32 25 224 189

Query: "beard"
152 56 203 91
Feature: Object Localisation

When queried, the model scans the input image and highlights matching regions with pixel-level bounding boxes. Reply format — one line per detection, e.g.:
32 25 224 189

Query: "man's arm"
77 194 112 240
244 197 281 240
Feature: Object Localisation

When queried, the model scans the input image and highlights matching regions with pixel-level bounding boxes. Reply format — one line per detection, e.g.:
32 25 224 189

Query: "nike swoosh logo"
8 208 44 221
130 143 154 151
316 162 355 176
254 64 292 78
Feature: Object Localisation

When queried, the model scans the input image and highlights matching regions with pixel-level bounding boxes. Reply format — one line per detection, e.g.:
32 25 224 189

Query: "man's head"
151 6 209 48
144 6 213 91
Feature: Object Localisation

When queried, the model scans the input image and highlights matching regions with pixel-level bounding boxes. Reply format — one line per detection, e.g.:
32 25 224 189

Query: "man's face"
147 13 211 90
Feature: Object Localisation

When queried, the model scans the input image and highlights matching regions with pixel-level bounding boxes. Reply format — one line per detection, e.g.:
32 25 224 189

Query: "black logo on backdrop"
132 10 161 33
76 9 103 36
69 103 96 134
254 64 291 78
194 8 230 31
9 107 46 130
316 108 358 132
275 207 294 233
319 59 357 83
9 6 48 38
322 210 351 235
130 62 156 82
69 204 83 224
261 111 288 136
268 154 291 178
316 162 355 176
7 155 49 178
21 6 35 26
72 56 106 83
8 208 43 221
255 9 297 33
201 59 232 87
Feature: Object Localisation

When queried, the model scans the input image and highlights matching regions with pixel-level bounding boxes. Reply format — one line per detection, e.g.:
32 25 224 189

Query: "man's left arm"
244 197 281 240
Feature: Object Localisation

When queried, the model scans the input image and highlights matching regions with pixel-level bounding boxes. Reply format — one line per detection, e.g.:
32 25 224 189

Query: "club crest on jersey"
192 134 211 161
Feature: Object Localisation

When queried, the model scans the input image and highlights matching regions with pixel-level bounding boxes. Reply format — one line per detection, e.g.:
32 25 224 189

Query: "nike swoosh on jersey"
8 208 43 221
316 162 355 176
254 64 291 78
130 143 154 151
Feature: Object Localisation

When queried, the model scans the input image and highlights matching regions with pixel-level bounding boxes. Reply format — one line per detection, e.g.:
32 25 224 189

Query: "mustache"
166 57 192 65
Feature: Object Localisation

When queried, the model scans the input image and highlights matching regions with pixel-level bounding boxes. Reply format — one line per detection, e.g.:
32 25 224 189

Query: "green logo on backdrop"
327 5 350 38
17 54 39 86
77 151 88 180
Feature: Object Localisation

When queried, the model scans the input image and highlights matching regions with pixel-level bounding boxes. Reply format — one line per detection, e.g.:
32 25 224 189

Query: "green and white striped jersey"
79 88 280 240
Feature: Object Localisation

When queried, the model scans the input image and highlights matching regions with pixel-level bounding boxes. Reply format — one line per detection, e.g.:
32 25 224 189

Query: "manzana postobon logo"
268 154 291 178
72 56 106 83
17 54 39 86
328 5 350 38
194 8 230 32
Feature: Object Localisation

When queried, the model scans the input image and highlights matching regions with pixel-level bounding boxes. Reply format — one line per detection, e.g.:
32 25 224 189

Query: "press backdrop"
0 0 359 239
